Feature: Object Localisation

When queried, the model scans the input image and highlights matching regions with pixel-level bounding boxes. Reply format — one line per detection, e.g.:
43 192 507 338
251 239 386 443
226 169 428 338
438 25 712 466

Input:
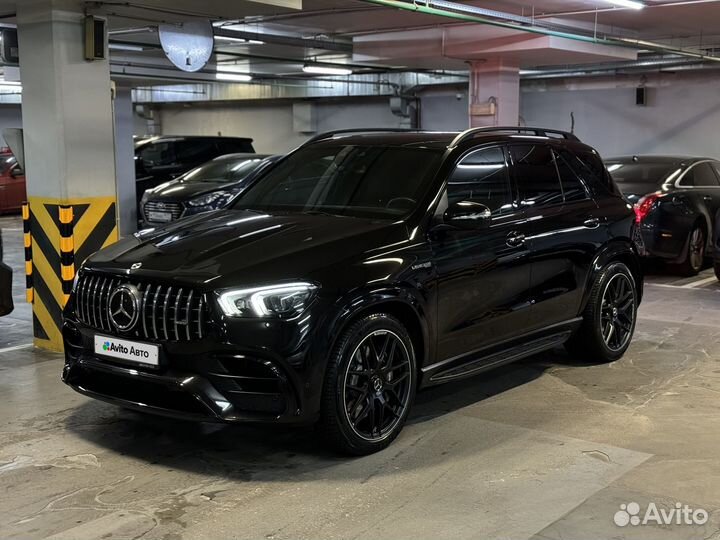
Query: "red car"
0 154 25 213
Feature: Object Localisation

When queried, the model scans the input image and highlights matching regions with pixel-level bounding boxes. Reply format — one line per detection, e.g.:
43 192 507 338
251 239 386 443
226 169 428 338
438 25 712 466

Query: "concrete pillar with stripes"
17 0 120 351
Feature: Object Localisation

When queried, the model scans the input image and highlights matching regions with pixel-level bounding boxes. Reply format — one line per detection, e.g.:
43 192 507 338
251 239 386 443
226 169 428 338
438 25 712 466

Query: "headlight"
217 282 318 318
187 191 232 208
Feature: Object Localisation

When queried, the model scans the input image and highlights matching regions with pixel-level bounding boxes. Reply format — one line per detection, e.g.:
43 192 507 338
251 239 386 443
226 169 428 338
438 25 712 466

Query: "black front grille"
143 201 184 222
75 273 207 341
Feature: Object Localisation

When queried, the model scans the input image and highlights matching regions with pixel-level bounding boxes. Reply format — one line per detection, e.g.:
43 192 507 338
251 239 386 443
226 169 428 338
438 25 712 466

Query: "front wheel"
565 262 638 363
319 313 417 455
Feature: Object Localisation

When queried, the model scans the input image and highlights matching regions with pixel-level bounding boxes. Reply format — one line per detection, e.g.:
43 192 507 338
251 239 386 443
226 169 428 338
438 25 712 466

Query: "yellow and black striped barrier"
26 196 118 351
22 202 33 304
59 205 75 306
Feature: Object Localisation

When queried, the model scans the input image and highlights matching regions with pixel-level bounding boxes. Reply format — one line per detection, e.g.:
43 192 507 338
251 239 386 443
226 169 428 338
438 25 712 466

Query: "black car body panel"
63 129 641 426
0 231 12 316
134 136 255 208
608 155 720 262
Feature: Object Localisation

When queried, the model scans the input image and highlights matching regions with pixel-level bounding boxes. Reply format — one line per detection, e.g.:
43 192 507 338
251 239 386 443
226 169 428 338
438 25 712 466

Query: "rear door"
509 143 603 332
433 145 532 361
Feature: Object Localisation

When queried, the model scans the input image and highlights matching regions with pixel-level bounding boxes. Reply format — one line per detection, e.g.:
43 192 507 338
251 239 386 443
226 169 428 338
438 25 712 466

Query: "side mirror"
10 167 23 178
444 200 492 228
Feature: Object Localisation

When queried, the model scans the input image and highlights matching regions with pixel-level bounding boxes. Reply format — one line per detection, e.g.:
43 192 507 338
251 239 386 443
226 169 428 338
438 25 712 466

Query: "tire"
319 313 417 455
565 262 638 363
675 224 705 276
715 260 720 282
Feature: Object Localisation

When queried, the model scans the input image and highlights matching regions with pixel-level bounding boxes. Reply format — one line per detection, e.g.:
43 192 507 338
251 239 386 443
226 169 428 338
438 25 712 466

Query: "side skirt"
422 318 582 387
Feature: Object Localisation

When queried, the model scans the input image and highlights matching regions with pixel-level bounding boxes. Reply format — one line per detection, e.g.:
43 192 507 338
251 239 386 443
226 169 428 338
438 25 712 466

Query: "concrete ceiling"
3 0 720 89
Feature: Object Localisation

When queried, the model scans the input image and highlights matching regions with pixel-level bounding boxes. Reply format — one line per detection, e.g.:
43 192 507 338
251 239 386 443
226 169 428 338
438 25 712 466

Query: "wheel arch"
583 240 643 310
326 288 431 377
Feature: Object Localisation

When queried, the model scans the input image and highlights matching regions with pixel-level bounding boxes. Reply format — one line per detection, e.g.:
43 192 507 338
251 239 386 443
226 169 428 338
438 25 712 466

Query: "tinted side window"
682 163 720 187
563 149 618 195
176 140 218 164
710 162 720 182
554 151 589 202
510 144 563 207
447 147 512 215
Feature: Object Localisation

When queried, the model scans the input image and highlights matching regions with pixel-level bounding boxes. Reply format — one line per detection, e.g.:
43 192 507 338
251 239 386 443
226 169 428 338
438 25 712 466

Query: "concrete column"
17 0 119 351
113 83 137 237
468 59 520 128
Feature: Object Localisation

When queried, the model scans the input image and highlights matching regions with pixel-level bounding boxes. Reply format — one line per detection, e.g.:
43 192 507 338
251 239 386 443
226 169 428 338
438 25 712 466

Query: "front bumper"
62 305 330 424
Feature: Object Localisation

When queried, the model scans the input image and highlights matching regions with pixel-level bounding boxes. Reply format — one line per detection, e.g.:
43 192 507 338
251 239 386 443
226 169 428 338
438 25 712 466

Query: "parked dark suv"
134 135 255 207
62 128 642 455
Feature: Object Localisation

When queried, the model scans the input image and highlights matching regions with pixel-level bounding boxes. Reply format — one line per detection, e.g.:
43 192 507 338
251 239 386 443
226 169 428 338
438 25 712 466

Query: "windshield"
233 145 443 219
606 161 681 185
181 157 269 183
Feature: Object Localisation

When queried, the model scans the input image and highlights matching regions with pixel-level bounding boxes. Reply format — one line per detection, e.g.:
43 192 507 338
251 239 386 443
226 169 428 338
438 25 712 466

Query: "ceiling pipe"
359 0 720 63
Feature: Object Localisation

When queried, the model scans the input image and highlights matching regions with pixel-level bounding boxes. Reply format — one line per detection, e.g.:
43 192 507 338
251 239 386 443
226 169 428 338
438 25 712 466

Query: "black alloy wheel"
600 273 636 352
320 313 417 455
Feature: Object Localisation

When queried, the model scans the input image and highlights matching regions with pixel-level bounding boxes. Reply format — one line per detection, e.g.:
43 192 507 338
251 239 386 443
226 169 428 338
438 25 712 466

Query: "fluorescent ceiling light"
604 0 644 9
215 35 264 45
108 43 145 52
215 72 252 82
302 64 353 76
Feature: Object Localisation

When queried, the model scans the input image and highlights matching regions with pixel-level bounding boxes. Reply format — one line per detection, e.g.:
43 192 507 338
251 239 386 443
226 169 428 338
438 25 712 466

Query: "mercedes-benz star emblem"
108 284 142 331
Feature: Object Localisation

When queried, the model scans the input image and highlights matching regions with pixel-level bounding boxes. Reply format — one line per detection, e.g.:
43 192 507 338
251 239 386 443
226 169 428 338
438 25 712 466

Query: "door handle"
506 231 526 247
583 217 600 228
703 195 713 202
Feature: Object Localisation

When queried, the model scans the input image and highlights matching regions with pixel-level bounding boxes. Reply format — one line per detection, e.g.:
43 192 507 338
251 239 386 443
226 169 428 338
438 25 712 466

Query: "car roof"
211 153 272 161
135 135 254 146
606 155 716 165
310 130 585 150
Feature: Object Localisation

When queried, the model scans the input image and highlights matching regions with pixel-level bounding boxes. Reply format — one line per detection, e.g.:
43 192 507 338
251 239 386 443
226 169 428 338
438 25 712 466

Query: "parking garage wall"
156 98 408 154
0 105 22 147
521 74 720 158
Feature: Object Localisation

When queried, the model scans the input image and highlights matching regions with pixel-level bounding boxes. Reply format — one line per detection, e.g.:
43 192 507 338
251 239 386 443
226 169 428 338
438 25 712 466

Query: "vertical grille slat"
152 285 162 340
162 287 173 340
91 276 101 329
77 274 85 323
99 277 108 331
185 289 194 341
173 288 183 342
84 274 92 326
197 296 204 339
142 284 152 339
73 274 207 342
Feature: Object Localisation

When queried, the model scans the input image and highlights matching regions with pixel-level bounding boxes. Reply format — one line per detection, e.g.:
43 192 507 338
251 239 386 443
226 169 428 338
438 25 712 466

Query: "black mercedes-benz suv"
62 127 643 455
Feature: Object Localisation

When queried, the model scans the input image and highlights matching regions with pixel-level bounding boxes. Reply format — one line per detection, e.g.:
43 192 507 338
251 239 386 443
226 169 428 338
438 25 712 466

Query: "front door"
432 145 532 362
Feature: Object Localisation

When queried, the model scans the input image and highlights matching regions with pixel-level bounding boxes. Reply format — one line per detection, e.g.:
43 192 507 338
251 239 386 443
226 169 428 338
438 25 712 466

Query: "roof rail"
304 128 426 145
450 126 579 147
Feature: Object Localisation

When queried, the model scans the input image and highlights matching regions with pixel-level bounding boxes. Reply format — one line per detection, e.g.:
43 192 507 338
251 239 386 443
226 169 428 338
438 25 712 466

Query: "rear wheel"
714 260 720 282
319 313 417 455
676 224 705 276
565 262 638 363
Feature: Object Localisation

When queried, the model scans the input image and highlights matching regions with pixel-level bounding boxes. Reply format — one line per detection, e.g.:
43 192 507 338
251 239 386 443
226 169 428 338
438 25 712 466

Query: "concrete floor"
2 213 720 540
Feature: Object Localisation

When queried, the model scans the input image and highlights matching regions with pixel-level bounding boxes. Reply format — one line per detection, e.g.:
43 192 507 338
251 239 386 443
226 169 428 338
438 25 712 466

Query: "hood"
145 177 244 203
85 209 408 289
